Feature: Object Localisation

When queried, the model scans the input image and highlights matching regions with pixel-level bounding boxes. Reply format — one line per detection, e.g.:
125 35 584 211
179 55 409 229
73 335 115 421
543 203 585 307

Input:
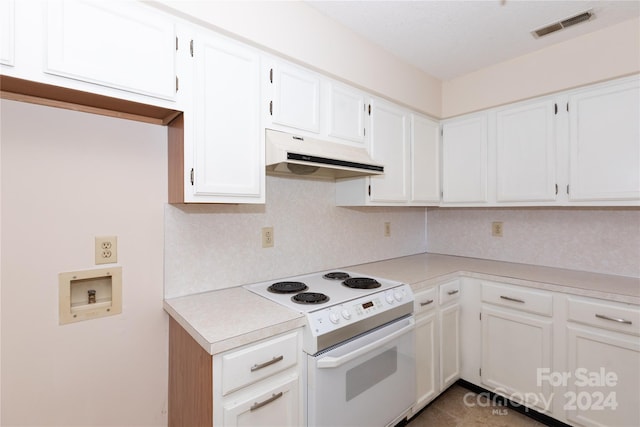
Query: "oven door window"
307 318 415 427
346 346 397 401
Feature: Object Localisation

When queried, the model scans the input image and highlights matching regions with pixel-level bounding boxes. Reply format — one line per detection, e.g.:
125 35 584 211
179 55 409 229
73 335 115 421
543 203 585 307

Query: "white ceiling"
305 0 640 80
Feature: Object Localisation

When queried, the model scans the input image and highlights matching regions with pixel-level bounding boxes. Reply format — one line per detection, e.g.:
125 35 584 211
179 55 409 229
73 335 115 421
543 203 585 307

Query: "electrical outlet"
491 222 503 237
95 236 118 264
384 222 391 237
262 227 274 248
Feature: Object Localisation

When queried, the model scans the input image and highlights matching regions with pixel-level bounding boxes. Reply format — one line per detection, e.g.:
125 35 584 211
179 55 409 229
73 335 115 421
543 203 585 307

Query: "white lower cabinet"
222 373 299 427
565 296 640 427
412 287 439 414
214 330 302 427
440 303 461 390
480 282 554 413
411 280 461 416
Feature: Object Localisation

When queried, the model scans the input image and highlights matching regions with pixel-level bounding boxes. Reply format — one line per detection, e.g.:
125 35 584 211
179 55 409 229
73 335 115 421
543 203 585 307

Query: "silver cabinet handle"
447 290 459 295
420 299 434 306
595 314 632 325
250 392 283 411
250 355 284 372
500 295 525 304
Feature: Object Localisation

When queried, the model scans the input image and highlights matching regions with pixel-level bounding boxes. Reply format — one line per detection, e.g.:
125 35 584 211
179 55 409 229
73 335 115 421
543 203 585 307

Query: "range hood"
265 129 384 179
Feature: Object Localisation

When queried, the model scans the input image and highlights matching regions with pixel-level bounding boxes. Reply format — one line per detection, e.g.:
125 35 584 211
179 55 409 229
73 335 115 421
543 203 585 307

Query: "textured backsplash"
427 207 640 278
164 175 428 298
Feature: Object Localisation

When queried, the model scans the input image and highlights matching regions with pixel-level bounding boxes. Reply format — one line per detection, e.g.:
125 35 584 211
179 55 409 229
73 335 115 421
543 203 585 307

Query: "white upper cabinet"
368 98 410 203
411 114 441 204
170 30 264 204
441 74 639 207
496 99 558 202
267 61 321 134
441 113 489 204
326 82 367 145
46 0 177 101
567 78 640 202
0 0 15 66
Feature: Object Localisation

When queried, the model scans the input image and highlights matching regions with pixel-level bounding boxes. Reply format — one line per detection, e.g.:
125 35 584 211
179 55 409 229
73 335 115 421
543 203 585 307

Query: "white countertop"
164 253 640 355
164 286 306 355
347 253 640 304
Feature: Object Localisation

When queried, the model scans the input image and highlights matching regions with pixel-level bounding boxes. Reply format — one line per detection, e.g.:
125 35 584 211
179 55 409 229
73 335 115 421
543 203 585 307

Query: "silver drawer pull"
420 299 434 306
250 392 283 411
447 290 459 295
595 314 632 325
500 295 525 304
250 355 284 372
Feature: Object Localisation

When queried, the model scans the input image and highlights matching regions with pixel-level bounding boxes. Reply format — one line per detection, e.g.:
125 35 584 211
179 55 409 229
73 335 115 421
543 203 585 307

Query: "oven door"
306 316 416 427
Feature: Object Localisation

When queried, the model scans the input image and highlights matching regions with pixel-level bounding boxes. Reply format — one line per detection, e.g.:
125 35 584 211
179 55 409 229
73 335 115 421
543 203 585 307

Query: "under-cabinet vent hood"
265 129 384 179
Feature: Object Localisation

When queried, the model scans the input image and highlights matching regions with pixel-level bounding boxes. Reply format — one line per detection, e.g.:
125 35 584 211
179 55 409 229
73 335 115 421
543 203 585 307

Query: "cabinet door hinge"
441 128 444 137
566 102 569 112
190 168 194 186
363 128 366 137
175 76 179 92
269 100 273 116
566 184 570 195
368 104 371 116
175 36 179 51
368 185 371 196
190 40 194 57
479 312 482 321
479 368 482 377
269 68 273 84
555 184 558 195
554 103 558 115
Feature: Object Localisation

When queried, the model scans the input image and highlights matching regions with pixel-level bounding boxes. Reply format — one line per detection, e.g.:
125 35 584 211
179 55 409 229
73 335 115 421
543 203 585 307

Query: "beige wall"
1 100 168 426
442 17 640 118
153 0 442 117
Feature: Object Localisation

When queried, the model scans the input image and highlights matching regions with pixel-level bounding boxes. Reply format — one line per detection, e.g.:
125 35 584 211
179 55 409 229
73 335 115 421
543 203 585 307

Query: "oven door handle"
316 319 414 369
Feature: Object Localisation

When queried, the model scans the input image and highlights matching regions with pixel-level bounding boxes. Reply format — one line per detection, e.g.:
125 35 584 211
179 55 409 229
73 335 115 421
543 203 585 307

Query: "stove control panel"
307 284 413 337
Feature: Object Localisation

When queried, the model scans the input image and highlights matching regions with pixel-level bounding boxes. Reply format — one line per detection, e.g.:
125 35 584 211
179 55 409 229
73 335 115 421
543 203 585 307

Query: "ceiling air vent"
532 10 594 38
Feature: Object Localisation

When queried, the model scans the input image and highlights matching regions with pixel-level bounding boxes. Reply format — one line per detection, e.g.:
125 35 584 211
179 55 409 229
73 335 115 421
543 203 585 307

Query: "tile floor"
407 384 548 427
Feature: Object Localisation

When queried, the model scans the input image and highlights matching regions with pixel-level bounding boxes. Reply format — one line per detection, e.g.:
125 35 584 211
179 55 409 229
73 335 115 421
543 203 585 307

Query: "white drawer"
414 286 437 314
568 296 640 336
222 331 299 395
482 282 553 317
439 280 461 306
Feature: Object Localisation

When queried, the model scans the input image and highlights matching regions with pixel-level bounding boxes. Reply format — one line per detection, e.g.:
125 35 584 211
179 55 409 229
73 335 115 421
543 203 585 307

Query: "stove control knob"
329 312 340 324
341 309 351 320
385 292 395 304
394 290 404 302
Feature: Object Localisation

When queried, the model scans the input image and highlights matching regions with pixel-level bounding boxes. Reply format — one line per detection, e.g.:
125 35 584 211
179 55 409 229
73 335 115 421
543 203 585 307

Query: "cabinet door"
223 374 299 427
411 114 441 204
568 79 640 201
440 303 460 390
496 99 557 202
327 82 366 144
0 0 14 66
46 0 176 100
481 305 553 413
566 326 640 427
442 114 488 203
270 62 320 133
369 98 410 203
192 33 263 203
414 311 439 413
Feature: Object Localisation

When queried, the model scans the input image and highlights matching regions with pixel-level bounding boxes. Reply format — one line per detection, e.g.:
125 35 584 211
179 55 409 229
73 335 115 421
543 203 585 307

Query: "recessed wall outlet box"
95 236 117 264
262 227 274 248
492 222 504 237
59 266 122 324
